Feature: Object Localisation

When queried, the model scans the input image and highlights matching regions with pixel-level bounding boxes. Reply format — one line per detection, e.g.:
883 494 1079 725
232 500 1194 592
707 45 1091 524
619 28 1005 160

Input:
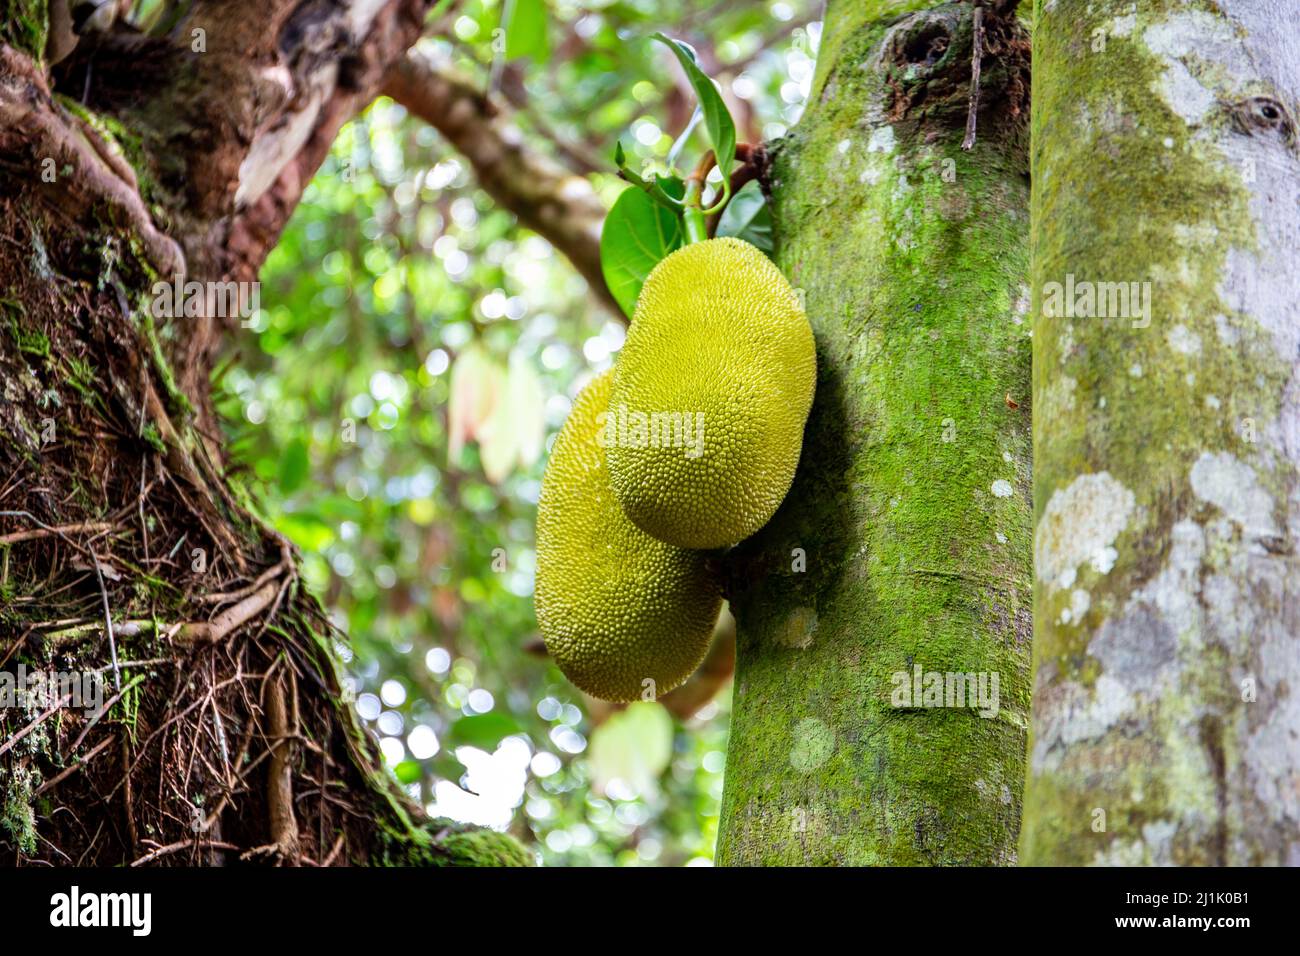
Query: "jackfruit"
607 237 816 549
534 370 722 701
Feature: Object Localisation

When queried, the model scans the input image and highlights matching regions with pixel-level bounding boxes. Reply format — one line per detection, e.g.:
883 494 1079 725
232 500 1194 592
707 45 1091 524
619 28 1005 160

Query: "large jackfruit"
534 370 722 702
607 237 816 549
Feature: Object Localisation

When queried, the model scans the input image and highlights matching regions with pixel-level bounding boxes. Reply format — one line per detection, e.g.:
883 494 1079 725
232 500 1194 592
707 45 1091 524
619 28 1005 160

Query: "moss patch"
718 0 1032 866
1 0 48 62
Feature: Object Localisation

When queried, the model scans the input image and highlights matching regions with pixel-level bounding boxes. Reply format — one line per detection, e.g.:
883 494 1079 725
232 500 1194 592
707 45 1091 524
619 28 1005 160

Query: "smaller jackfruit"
607 237 816 550
534 370 722 702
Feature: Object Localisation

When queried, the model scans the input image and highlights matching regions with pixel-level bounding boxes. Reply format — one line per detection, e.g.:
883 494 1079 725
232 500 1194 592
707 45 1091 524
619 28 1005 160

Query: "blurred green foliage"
216 0 817 866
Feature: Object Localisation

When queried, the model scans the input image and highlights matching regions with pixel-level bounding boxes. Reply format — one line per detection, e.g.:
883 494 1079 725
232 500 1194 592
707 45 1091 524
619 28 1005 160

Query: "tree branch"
220 0 441 287
382 49 619 319
961 2 985 150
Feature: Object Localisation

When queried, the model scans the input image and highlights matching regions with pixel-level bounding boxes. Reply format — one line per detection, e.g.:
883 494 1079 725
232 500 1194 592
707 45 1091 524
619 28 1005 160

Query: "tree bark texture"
0 0 528 866
717 0 1033 865
1023 0 1300 865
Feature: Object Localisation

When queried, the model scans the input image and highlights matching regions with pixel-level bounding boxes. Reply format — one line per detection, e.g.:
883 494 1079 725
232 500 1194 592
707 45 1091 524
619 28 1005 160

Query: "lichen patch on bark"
1035 472 1135 594
1024 0 1300 865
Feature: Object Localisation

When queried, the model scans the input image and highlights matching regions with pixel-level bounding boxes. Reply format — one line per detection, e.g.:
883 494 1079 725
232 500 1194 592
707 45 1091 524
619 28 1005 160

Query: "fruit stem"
682 152 715 245
682 202 709 244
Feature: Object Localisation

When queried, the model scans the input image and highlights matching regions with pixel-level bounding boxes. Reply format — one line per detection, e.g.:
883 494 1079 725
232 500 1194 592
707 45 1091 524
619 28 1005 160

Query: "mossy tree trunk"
0 1 526 866
717 0 1033 865
1022 0 1300 865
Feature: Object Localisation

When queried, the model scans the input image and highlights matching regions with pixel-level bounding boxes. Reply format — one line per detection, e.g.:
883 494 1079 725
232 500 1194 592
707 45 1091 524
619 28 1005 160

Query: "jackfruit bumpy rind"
607 237 816 549
535 370 723 702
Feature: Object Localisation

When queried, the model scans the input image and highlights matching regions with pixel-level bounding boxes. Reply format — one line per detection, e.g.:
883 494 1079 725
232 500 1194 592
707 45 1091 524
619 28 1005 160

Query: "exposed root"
0 47 183 280
961 3 985 150
0 197 525 866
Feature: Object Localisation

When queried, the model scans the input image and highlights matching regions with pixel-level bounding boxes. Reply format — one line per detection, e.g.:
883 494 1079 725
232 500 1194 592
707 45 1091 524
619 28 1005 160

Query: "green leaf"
652 33 736 188
504 0 550 64
715 180 774 256
600 185 684 319
278 436 309 494
432 753 467 782
273 511 335 552
450 712 523 750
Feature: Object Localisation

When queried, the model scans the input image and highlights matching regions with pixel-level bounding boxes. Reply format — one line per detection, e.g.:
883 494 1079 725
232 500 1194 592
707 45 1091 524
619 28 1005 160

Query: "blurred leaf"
652 34 736 185
600 186 684 319
504 0 550 64
432 753 466 781
448 344 506 467
474 352 544 484
716 180 774 256
507 351 546 468
394 760 423 784
279 436 309 494
477 411 517 486
450 712 523 749
274 512 335 552
589 702 674 797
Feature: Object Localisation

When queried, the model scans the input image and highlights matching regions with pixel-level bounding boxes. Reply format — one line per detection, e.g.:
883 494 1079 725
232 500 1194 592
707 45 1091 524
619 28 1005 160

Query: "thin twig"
0 512 93 555
130 839 241 867
122 730 139 850
89 550 121 693
321 832 346 867
0 520 115 545
962 3 985 150
68 673 147 754
33 737 115 796
138 461 150 564
0 511 122 690
0 692 75 757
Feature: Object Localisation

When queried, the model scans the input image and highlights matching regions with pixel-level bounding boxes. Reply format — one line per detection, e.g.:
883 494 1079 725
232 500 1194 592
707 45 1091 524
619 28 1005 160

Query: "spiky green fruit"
607 237 816 549
534 370 722 702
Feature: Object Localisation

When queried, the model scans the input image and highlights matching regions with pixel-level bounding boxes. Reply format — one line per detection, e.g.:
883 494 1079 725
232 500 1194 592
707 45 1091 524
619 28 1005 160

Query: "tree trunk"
1022 0 1300 865
716 0 1033 865
0 0 526 866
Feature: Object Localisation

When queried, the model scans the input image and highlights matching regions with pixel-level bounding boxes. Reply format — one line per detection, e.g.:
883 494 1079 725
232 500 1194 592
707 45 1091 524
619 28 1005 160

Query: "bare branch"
382 49 619 319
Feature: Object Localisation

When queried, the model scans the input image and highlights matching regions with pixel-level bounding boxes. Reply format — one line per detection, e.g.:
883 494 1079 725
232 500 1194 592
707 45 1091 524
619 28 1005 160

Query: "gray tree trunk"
717 0 1034 865
1022 0 1300 865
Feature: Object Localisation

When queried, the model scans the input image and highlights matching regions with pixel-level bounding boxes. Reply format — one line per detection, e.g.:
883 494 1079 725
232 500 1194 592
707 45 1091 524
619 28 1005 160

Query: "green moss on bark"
1 0 47 62
717 0 1032 866
378 821 532 867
